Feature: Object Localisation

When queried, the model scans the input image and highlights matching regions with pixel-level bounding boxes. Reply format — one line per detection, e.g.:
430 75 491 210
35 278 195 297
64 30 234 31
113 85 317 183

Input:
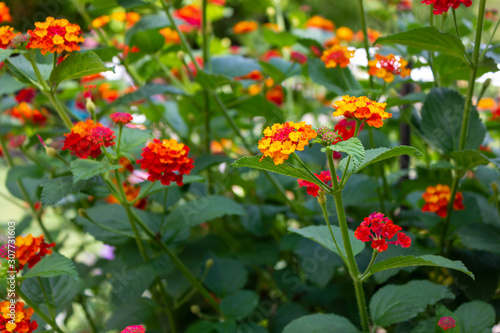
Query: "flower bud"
190 305 200 315
205 258 214 269
86 97 96 115
177 50 185 61
266 6 276 17
483 78 492 89
78 208 88 218
45 146 58 158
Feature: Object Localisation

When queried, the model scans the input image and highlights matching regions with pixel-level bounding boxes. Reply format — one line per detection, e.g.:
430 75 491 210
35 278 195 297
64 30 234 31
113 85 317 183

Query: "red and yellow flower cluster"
233 21 258 34
368 54 411 83
137 139 194 186
355 212 411 252
321 45 355 69
159 27 180 44
15 234 55 270
422 0 472 15
421 184 464 218
62 120 116 159
333 96 391 128
110 112 133 125
27 17 85 55
258 122 317 165
0 301 38 333
437 316 456 330
306 15 335 31
298 171 339 197
91 11 141 29
9 103 47 126
0 2 12 23
121 325 146 333
0 25 19 49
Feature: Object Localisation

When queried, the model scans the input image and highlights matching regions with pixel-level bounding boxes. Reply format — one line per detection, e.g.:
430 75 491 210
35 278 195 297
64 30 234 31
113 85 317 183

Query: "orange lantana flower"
15 234 55 270
9 102 48 125
368 54 411 83
91 15 110 29
174 4 202 30
321 44 355 68
125 12 141 28
106 182 147 209
305 15 335 31
0 301 38 333
258 122 317 165
62 119 115 159
336 27 354 42
27 17 84 55
0 26 19 49
354 28 381 44
0 2 12 23
333 96 391 128
422 184 464 218
159 27 180 44
233 21 258 34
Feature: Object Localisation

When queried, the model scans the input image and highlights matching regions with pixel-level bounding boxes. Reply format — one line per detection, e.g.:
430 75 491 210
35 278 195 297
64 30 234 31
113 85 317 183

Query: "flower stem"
292 153 333 194
339 120 362 188
359 250 379 280
479 15 500 62
439 175 460 254
17 288 64 333
318 194 348 268
116 125 123 155
357 0 374 89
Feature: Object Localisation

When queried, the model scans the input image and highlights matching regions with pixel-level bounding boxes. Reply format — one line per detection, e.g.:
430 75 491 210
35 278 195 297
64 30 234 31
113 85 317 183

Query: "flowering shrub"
0 0 498 332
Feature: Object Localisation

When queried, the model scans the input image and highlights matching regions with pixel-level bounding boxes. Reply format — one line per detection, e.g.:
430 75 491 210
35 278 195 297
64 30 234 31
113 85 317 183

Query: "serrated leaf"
23 253 78 280
421 88 486 154
102 83 185 111
0 49 14 62
221 290 259 320
450 150 490 171
454 301 495 333
370 280 455 326
356 146 422 172
324 137 365 169
50 51 113 83
165 195 245 229
289 225 365 259
231 156 324 188
119 127 153 153
40 176 105 205
283 313 361 333
196 70 234 87
457 224 500 255
375 27 466 60
70 159 121 184
366 255 474 280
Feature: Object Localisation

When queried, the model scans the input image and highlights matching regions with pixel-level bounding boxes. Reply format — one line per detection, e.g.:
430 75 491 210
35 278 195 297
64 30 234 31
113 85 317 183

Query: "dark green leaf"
210 55 261 78
0 49 14 62
50 51 113 83
375 27 466 60
70 159 121 183
450 150 490 171
457 224 500 255
205 257 247 297
220 290 259 320
356 146 422 172
283 313 361 333
385 93 427 108
23 253 78 280
454 301 495 333
196 70 234 88
324 137 365 169
307 58 362 95
103 83 185 111
370 280 455 326
263 28 299 47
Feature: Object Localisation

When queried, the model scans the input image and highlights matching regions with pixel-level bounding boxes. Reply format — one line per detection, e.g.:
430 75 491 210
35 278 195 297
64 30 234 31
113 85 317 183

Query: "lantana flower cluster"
0 25 19 49
355 212 411 252
321 44 355 69
9 102 47 126
0 301 38 333
421 184 464 217
62 120 116 159
368 54 411 83
258 121 317 165
27 17 85 55
333 96 391 128
15 234 55 270
422 0 472 15
298 171 339 197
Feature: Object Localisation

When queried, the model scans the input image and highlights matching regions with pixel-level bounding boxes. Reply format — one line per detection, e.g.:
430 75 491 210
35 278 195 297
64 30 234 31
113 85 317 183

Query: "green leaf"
210 55 261 78
283 313 361 333
231 156 324 188
263 28 299 47
450 150 490 171
7 56 52 84
40 175 104 205
129 29 164 54
385 92 427 108
70 159 121 184
196 70 234 88
23 253 78 280
137 175 204 198
260 58 301 84
374 27 466 60
307 57 362 95
220 290 259 320
370 280 455 327
324 137 365 169
50 51 113 83
434 54 498 85
102 83 185 111
421 88 486 154
205 257 247 297
165 195 246 229
356 146 422 172
289 225 365 259
457 224 500 255
365 255 474 280
0 49 14 63
454 301 496 333
119 127 153 154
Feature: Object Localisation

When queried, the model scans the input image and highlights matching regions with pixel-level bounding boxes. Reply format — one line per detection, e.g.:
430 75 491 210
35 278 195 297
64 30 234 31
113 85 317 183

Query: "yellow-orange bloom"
126 12 141 28
336 26 354 42
368 54 411 83
0 2 12 23
258 122 317 165
0 26 19 49
106 182 146 209
321 44 354 68
306 15 335 31
9 102 48 125
233 21 258 34
159 27 180 44
15 234 55 270
333 96 391 128
91 15 110 29
355 28 381 44
0 301 38 333
477 97 496 110
422 184 464 218
27 17 84 55
110 11 126 22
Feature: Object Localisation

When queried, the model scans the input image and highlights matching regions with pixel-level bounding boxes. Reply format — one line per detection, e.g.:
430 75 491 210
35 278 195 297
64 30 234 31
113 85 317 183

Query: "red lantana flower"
422 0 472 14
62 119 115 159
354 212 411 252
437 316 456 330
121 325 146 333
421 184 464 218
298 171 339 197
0 301 38 333
137 138 194 186
15 234 55 270
110 112 133 125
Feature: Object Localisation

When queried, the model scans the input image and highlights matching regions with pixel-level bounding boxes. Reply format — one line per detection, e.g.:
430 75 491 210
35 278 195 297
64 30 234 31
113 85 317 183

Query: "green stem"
155 277 177 333
17 288 64 333
479 16 500 62
292 153 333 194
354 280 370 331
318 194 348 268
428 5 439 87
439 175 460 254
37 277 54 320
339 120 362 188
79 296 98 333
360 250 379 279
116 125 123 155
357 0 374 89
451 9 461 39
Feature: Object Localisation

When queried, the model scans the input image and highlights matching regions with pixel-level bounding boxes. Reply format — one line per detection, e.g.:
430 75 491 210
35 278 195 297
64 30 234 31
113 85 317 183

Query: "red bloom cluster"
421 184 464 218
62 120 115 159
354 212 411 252
422 0 472 15
110 112 133 125
137 138 194 186
437 316 456 330
0 301 38 333
15 234 55 270
298 171 339 197
121 325 146 333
